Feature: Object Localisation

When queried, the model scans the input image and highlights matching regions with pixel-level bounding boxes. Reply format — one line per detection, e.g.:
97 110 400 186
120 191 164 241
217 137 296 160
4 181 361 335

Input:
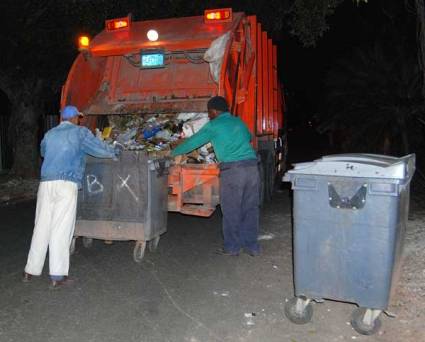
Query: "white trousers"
25 180 78 277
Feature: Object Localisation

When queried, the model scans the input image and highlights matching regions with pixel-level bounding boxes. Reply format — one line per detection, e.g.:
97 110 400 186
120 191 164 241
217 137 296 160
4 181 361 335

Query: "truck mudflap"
168 164 220 217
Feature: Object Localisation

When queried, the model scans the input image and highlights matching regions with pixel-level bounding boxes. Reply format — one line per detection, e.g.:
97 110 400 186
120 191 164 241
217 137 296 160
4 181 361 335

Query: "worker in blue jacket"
23 105 120 288
172 96 261 256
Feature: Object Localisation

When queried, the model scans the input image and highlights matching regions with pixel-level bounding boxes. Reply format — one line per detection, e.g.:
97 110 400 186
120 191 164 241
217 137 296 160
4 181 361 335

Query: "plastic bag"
182 113 209 137
203 32 230 83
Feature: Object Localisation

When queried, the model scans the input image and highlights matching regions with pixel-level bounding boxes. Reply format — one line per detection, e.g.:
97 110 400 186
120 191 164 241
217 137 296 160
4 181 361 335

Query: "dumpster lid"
284 153 415 180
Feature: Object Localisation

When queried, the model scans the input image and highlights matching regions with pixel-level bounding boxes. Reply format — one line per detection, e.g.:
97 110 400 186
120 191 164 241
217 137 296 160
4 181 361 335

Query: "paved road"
0 191 419 342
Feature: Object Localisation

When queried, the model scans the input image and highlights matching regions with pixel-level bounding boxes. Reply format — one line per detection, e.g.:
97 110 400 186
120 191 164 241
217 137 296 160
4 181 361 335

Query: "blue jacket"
40 121 116 188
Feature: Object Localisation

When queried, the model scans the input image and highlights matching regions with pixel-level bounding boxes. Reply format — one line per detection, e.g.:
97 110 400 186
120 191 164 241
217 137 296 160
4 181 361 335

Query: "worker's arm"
171 123 213 157
40 137 46 157
80 127 117 158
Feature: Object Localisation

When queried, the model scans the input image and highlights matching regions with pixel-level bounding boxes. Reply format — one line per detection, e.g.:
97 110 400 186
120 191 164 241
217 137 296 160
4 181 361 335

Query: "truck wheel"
284 297 313 324
82 237 93 248
133 241 146 263
148 236 160 252
351 307 382 335
70 237 76 255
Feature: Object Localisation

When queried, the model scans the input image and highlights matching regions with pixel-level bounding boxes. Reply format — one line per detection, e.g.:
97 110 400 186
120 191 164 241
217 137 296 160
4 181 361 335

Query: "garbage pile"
98 113 217 164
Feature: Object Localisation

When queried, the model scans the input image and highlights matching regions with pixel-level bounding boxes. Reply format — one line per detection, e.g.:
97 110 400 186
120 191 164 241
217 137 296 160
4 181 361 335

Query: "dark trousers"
220 159 260 253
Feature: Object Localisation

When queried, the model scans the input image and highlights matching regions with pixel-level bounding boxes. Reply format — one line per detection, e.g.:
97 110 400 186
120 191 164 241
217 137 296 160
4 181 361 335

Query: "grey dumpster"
72 151 169 263
283 153 415 335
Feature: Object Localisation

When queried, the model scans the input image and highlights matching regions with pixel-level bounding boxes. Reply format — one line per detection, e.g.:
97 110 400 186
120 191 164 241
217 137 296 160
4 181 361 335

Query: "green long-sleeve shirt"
171 112 257 162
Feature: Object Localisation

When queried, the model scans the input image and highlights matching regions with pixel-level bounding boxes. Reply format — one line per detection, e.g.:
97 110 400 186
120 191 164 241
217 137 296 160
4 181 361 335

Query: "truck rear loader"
61 8 286 218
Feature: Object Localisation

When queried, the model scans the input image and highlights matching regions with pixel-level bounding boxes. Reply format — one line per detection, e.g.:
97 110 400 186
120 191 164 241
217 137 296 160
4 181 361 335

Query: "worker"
22 105 120 288
172 96 260 256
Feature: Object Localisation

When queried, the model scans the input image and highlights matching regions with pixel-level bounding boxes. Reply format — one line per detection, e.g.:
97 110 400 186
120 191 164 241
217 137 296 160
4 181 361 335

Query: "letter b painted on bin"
86 174 104 195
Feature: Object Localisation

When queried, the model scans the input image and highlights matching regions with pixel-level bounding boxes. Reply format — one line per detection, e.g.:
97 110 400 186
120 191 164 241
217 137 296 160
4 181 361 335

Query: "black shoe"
244 249 261 257
215 248 239 256
49 277 75 290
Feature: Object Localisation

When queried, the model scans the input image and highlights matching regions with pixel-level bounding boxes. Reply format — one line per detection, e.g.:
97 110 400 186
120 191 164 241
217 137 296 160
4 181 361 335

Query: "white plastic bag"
182 113 209 137
203 32 230 83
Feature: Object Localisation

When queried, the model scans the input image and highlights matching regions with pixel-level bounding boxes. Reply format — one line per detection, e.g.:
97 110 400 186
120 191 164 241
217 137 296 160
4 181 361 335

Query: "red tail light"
105 14 131 31
204 8 232 23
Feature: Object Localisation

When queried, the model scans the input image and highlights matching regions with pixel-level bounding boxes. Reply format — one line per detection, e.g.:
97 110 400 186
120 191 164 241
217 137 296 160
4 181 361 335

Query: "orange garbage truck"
61 8 286 218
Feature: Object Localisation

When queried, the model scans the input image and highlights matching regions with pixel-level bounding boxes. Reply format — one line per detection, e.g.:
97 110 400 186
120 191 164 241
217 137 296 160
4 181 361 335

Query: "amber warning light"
204 8 232 23
105 14 131 31
78 36 90 50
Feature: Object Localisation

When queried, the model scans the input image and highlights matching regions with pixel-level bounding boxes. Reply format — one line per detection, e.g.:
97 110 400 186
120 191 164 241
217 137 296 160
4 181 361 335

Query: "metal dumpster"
71 151 169 263
283 153 415 335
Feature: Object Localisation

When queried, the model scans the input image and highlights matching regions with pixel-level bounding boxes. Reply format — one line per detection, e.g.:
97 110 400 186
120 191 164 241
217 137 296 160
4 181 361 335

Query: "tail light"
78 35 90 50
105 14 131 31
204 8 232 23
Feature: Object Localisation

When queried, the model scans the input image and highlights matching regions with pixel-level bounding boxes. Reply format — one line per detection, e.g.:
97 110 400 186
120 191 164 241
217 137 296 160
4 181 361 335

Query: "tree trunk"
8 95 42 178
414 0 425 96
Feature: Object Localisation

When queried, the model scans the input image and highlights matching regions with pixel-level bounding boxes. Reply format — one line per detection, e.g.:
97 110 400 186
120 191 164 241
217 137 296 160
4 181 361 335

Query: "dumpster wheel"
82 237 93 248
148 236 160 252
284 297 313 324
133 241 147 263
350 307 382 335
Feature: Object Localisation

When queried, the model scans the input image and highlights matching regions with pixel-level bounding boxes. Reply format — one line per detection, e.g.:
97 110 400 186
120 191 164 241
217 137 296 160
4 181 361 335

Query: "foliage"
323 44 423 155
288 0 344 47
286 0 369 47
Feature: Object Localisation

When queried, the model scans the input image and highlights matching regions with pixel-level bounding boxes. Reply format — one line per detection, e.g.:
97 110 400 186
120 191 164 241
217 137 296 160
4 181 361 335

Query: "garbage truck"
61 8 286 218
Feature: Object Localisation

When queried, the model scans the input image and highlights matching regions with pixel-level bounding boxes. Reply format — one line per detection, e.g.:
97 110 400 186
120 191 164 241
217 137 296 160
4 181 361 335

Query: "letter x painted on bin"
117 174 139 202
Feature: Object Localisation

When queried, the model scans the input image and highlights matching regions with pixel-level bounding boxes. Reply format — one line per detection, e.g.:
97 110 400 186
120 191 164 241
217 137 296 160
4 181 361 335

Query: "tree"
323 42 423 155
411 0 425 96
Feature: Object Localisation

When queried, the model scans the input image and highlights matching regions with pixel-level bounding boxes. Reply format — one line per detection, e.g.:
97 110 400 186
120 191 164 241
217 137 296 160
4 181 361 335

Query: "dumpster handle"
328 183 367 210
153 159 170 177
292 177 317 191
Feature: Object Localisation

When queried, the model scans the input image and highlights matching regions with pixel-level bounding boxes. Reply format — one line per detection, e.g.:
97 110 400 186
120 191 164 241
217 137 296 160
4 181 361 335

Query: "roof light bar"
204 8 232 23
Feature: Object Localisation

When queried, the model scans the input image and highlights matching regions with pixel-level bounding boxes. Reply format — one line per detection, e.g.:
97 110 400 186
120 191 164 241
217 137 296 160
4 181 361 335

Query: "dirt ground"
0 185 424 342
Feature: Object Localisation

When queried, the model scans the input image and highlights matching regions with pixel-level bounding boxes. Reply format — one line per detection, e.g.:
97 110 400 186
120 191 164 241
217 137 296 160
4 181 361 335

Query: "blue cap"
61 105 83 119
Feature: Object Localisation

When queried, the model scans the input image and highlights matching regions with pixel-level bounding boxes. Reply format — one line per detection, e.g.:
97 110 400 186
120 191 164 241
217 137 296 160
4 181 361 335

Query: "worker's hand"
174 155 183 165
113 142 124 159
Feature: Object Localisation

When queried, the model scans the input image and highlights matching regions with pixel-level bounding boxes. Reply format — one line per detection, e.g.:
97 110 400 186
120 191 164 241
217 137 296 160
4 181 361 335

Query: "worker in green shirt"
172 96 261 256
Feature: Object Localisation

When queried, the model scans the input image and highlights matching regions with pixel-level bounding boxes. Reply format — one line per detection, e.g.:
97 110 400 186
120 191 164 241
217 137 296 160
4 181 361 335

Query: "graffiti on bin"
86 174 104 195
117 174 139 202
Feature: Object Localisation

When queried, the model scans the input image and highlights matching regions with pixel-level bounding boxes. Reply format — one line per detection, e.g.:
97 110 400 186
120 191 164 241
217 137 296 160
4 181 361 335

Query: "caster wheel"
351 307 382 335
70 237 76 255
148 236 160 252
133 241 146 263
82 237 93 248
284 297 313 324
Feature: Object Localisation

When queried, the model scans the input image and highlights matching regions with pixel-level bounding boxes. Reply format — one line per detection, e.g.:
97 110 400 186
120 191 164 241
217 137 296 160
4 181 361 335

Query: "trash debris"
213 290 230 297
99 113 216 163
0 178 39 204
258 232 275 241
182 113 209 137
384 310 397 318
244 312 256 326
